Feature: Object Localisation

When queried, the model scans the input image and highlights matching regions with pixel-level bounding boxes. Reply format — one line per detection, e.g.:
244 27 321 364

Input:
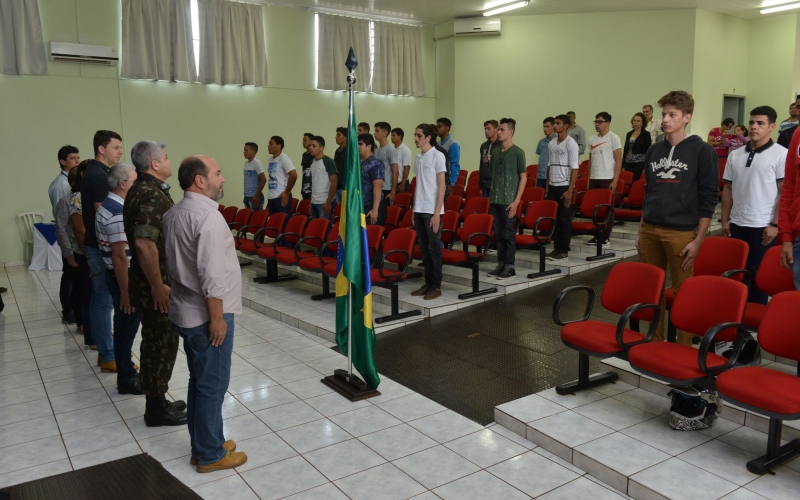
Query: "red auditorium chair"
465 184 481 200
618 170 634 196
324 228 419 324
514 201 562 280
234 209 269 250
398 209 413 230
612 180 626 207
294 199 311 217
222 206 238 224
441 213 497 300
578 160 589 178
413 210 459 260
467 170 480 186
228 208 253 233
218 204 225 214
253 215 308 283
458 170 467 183
570 189 615 262
553 262 665 394
628 275 748 388
408 177 417 196
238 212 286 256
444 195 462 213
459 196 489 225
290 198 299 214
332 203 341 223
715 291 800 475
615 179 645 223
299 222 339 301
742 246 795 330
394 193 413 216
384 206 402 234
516 186 546 226
572 178 589 207
664 236 748 342
452 184 465 198
275 218 329 268
526 164 538 177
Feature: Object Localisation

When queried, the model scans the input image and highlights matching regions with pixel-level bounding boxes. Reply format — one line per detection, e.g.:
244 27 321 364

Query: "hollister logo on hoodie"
651 157 689 180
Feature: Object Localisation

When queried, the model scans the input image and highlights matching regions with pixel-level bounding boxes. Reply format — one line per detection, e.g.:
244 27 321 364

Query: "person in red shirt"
708 117 735 159
779 128 800 289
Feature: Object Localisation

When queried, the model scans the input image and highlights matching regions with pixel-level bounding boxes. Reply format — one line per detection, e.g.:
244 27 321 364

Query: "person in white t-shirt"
587 112 622 244
546 114 580 260
242 142 266 210
721 105 786 304
392 127 413 193
265 136 297 217
410 124 447 301
308 136 338 220
374 122 400 205
643 104 662 143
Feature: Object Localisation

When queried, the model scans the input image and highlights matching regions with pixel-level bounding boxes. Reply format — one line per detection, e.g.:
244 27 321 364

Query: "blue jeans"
311 203 326 220
793 238 800 291
536 178 547 189
335 189 343 205
106 273 141 382
243 195 263 210
729 223 774 304
74 254 95 346
177 314 235 466
85 246 113 361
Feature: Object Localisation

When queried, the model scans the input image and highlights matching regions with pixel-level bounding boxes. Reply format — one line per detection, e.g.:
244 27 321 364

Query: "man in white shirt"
546 114 581 260
265 136 297 217
374 122 399 205
49 145 81 325
410 124 447 301
242 142 266 210
722 105 786 304
588 112 623 245
392 127 413 193
643 104 662 143
308 136 338 219
164 155 247 473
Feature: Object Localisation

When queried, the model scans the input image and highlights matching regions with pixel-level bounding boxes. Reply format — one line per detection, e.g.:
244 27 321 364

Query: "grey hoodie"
642 134 719 231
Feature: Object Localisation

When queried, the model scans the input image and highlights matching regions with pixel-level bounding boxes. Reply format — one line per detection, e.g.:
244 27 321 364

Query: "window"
190 0 200 74
315 13 374 92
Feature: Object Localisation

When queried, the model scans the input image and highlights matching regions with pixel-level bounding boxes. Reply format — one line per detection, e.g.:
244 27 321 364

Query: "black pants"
730 223 775 304
547 185 573 254
74 254 94 345
63 259 83 327
60 257 74 316
588 179 615 240
623 161 645 182
489 204 517 267
414 213 443 288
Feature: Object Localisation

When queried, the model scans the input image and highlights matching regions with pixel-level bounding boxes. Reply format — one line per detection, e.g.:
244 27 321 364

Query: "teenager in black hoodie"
636 91 719 345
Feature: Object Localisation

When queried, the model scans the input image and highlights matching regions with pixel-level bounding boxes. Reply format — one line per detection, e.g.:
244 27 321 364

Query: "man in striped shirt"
96 163 142 394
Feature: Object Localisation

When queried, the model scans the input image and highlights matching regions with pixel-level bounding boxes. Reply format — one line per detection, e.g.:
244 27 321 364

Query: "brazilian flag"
335 108 380 389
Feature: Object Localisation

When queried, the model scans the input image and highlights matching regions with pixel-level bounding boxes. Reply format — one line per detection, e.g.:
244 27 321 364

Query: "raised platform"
494 357 800 500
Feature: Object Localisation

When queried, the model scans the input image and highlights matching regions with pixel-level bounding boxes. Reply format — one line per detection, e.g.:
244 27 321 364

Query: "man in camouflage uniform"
125 140 187 427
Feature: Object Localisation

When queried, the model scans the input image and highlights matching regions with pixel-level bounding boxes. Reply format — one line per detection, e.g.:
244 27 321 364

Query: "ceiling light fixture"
761 1 800 14
484 1 530 17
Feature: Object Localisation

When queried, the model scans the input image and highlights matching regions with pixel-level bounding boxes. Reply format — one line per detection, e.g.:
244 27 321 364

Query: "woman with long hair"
622 112 652 181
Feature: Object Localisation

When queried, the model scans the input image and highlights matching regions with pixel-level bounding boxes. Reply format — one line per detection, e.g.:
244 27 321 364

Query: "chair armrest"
294 235 323 260
236 224 260 241
368 245 379 263
615 303 661 348
592 203 614 228
317 240 339 265
464 232 491 260
552 285 595 326
252 226 279 248
698 322 749 374
532 216 556 243
377 249 410 279
721 269 752 289
440 229 457 249
612 192 625 207
273 231 301 251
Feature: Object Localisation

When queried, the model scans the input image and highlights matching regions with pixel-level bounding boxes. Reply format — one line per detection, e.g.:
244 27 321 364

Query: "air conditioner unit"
454 17 501 37
50 42 119 66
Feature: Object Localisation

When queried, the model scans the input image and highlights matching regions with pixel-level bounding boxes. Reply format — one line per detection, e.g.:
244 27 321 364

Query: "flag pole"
346 55 356 384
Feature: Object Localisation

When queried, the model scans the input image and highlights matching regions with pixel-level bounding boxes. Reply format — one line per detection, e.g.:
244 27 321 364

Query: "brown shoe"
0 287 6 294
190 440 236 465
411 285 430 296
196 451 247 473
99 359 117 373
423 288 442 300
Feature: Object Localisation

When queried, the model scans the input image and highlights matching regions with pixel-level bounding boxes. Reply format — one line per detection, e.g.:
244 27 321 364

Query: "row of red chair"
554 246 799 475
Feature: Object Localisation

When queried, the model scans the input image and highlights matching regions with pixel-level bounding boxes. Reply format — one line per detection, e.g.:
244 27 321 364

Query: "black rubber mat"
372 257 644 425
0 454 201 500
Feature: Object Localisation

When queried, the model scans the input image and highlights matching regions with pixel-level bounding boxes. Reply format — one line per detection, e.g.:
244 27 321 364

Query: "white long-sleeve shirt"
164 191 242 328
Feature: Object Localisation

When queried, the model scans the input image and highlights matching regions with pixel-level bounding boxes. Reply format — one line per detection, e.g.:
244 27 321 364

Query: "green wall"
0 0 436 263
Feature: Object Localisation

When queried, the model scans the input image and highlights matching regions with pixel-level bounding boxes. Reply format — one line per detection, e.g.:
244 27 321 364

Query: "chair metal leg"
458 262 497 300
311 274 335 301
746 418 800 475
253 261 297 284
556 352 619 394
586 227 615 262
667 318 677 343
528 242 561 279
374 281 421 324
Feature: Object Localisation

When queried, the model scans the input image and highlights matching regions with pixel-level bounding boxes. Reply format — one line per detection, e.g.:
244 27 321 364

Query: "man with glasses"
587 112 622 245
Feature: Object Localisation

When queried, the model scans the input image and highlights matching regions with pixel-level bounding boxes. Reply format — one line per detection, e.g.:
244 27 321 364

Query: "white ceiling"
261 0 800 24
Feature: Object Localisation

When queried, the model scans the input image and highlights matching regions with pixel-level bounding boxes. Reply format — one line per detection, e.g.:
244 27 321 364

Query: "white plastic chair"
17 212 44 263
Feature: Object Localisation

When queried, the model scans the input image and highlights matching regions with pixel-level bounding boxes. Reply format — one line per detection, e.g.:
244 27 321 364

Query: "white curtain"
121 0 197 82
0 0 48 75
372 22 425 97
198 0 267 86
316 13 370 93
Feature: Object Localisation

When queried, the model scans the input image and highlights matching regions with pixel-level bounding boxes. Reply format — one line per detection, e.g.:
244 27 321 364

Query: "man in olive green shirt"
487 118 527 280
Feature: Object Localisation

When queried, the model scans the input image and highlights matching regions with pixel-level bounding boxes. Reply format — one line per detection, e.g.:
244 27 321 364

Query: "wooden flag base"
321 369 381 402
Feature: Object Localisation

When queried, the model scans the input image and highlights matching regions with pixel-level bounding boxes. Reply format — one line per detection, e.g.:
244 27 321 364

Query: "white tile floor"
0 266 634 499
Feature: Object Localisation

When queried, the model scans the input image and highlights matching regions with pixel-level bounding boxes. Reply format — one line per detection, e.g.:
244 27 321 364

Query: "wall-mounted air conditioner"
50 42 119 66
454 17 501 36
